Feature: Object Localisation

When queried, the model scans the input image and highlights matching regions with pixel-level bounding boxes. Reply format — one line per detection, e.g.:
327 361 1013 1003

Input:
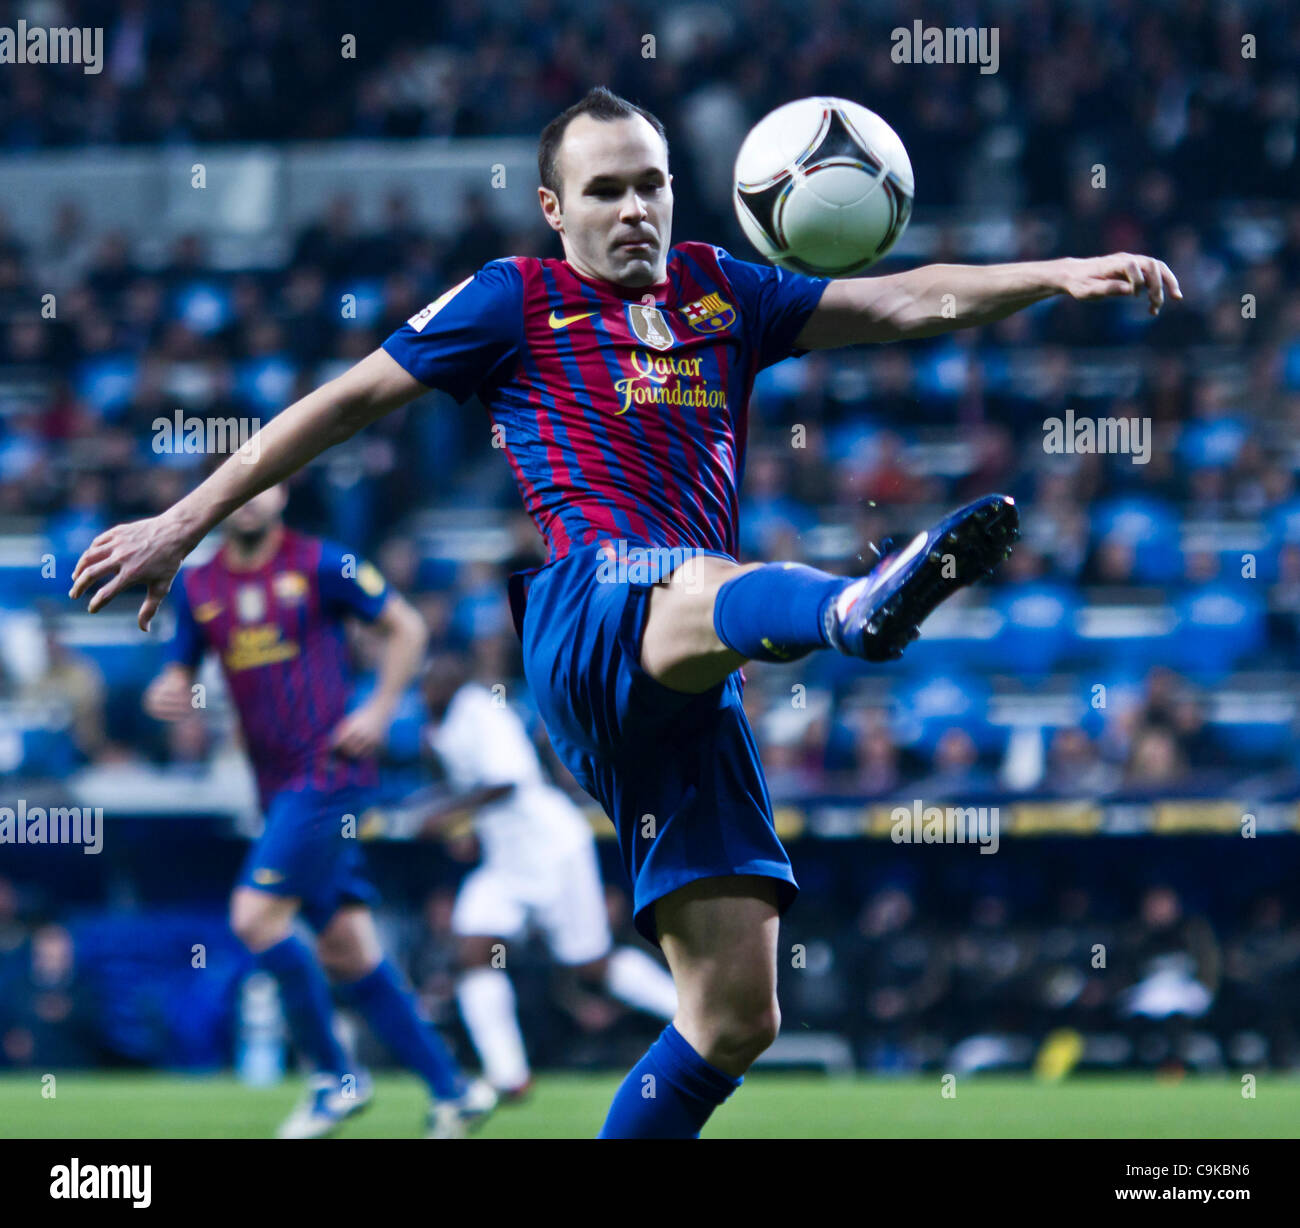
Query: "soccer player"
419 652 677 1098
72 86 1179 1139
141 482 496 1138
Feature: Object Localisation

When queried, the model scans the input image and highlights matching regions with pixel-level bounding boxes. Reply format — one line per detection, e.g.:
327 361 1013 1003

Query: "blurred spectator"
915 728 994 796
0 877 25 971
0 924 101 1069
20 617 107 762
1043 728 1120 796
1124 726 1188 791
1118 886 1220 1070
1028 887 1116 1037
1218 895 1300 1070
946 895 1036 1070
848 887 948 1071
847 708 909 796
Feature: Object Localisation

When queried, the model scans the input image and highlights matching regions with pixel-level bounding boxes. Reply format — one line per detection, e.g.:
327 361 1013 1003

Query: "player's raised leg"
318 905 497 1138
598 877 779 1138
641 493 1021 693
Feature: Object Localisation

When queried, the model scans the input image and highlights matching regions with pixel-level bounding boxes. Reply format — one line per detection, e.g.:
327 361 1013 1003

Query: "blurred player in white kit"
420 653 677 1097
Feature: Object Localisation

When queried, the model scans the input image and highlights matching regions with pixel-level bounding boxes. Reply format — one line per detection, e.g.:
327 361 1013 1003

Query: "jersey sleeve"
317 541 389 623
714 246 831 370
381 258 524 404
167 572 205 670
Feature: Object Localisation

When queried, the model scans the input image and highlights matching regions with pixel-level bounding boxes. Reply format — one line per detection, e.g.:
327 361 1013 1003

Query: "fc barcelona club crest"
682 293 736 335
626 302 675 351
272 571 308 603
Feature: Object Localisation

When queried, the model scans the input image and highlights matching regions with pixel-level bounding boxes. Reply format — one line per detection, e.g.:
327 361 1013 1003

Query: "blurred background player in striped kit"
143 481 496 1137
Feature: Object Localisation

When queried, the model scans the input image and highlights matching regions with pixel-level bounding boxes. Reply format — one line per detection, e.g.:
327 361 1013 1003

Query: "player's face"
226 485 287 539
541 114 673 288
422 665 462 720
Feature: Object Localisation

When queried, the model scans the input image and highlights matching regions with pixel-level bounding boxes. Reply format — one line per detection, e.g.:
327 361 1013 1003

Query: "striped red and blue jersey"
168 528 389 805
382 243 830 569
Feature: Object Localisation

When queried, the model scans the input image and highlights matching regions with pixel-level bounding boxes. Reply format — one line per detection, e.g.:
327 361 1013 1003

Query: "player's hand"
143 668 194 722
329 701 390 759
69 512 193 631
1055 253 1182 315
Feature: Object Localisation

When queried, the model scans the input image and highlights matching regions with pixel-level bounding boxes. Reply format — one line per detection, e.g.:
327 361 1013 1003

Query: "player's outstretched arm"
794 253 1182 349
69 348 425 630
330 593 428 759
416 784 516 839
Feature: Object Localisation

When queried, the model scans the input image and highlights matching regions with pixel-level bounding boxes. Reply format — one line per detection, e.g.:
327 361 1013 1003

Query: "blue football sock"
597 1023 741 1139
257 934 349 1076
713 563 846 662
339 959 465 1101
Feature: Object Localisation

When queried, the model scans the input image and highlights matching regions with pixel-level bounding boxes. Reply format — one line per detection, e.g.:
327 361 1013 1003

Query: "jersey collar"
561 258 672 302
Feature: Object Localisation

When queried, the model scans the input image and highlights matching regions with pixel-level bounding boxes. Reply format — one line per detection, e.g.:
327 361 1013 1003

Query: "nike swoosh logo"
835 531 928 621
548 310 596 329
863 531 929 596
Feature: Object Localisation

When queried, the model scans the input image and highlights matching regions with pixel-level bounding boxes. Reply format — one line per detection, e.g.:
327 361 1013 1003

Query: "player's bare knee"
316 907 382 979
314 931 344 974
679 976 780 1069
321 951 371 981
733 995 781 1053
230 906 287 952
702 996 780 1071
229 889 294 952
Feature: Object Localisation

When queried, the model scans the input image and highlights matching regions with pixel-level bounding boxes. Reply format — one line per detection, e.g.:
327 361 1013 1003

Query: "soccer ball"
733 97 914 278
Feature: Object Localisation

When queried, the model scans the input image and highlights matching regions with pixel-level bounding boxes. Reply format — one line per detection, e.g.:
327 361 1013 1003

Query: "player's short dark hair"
538 86 668 203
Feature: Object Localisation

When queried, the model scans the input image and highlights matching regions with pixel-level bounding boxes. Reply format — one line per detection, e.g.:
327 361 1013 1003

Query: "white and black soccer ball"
733 97 914 278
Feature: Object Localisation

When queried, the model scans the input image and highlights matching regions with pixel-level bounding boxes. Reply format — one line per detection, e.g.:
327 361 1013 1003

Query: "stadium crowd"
0 0 1295 793
4 869 1298 1074
1 0 1296 210
1 180 1299 793
0 0 1298 1082
0 1 1297 795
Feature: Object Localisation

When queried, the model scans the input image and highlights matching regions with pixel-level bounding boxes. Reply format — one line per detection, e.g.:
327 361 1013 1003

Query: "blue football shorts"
513 544 799 946
237 782 379 930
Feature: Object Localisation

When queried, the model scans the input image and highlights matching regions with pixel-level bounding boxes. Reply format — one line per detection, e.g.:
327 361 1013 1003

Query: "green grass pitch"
2 1072 1298 1138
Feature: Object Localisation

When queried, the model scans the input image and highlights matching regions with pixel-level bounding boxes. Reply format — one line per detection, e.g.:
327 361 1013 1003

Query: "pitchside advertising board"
569 798 1299 841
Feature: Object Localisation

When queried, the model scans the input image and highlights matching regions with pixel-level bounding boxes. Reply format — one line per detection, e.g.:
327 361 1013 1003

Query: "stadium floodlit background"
2 0 1300 1137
